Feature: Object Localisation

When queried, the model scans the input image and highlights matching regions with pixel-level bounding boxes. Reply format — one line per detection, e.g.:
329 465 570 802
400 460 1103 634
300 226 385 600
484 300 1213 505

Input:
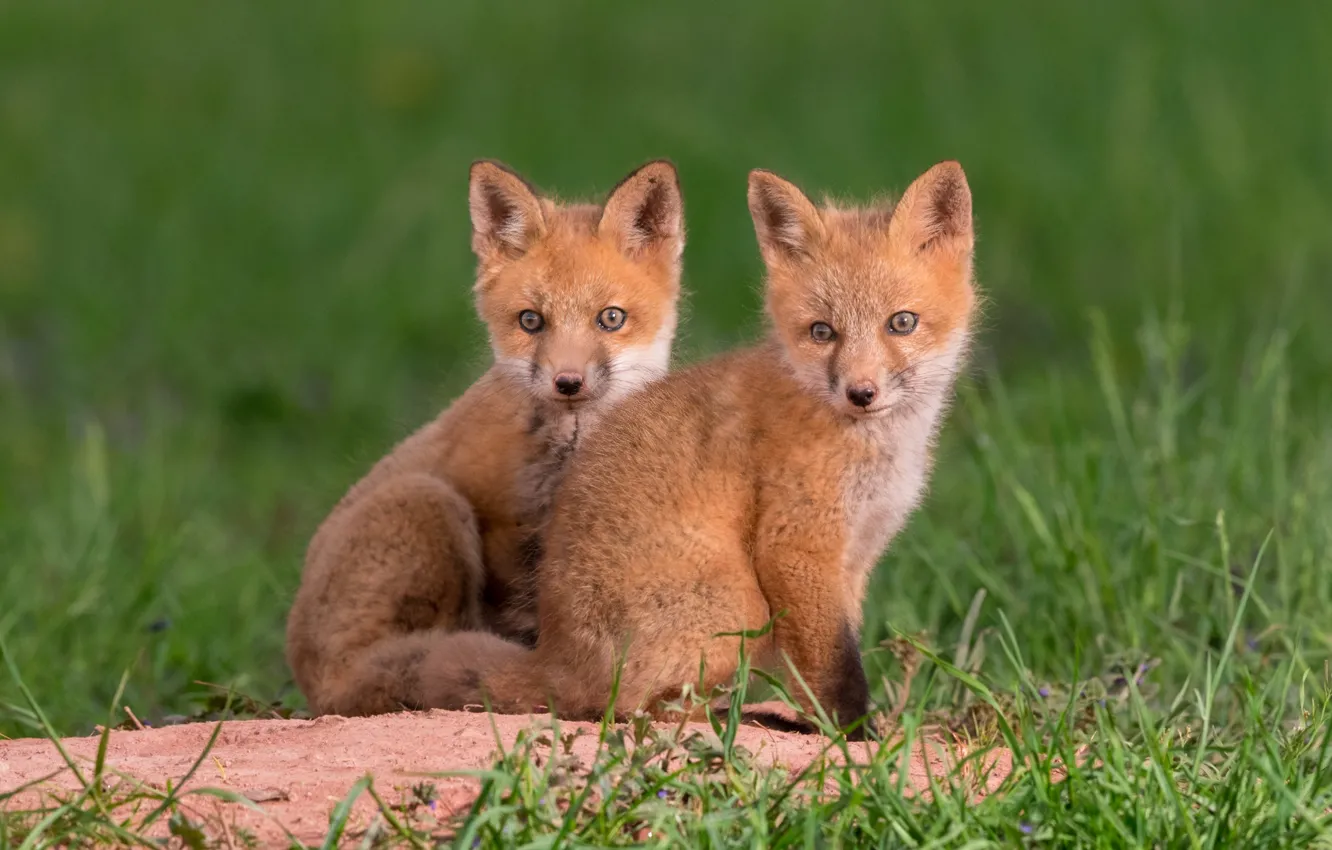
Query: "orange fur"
413 161 979 738
285 159 686 716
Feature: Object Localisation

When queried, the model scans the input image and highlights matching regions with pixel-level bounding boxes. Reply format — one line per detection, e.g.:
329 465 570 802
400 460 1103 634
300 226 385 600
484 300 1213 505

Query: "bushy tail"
315 629 551 717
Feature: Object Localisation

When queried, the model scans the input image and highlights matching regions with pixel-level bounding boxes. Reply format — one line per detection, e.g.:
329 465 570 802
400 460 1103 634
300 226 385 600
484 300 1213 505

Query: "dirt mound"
0 705 1015 846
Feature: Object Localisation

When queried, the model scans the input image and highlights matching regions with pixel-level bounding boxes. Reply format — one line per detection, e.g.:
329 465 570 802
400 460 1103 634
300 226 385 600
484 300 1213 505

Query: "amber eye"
887 311 919 335
597 306 627 332
810 322 836 343
519 310 545 333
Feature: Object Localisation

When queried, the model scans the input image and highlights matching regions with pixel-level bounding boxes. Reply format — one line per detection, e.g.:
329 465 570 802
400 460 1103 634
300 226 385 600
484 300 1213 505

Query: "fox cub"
285 159 686 717
408 161 978 736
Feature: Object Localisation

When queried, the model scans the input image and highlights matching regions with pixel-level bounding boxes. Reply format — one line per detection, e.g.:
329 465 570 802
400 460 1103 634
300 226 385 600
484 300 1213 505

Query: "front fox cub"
285 159 686 717
411 161 978 735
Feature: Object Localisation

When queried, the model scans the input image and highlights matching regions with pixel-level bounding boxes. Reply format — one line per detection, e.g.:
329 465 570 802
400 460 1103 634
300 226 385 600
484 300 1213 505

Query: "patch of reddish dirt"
0 705 1017 846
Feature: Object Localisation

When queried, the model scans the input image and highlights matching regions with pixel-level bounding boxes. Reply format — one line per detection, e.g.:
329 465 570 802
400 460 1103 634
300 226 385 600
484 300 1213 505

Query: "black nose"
846 383 877 408
554 373 584 397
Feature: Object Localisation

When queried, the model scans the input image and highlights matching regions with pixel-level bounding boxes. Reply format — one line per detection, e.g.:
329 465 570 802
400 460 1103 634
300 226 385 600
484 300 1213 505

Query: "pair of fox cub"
286 157 978 738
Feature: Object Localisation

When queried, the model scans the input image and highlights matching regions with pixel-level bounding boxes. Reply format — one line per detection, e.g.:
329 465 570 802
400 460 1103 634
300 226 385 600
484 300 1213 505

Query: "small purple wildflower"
1038 687 1050 698
1019 821 1033 834
428 800 437 812
1098 698 1107 707
657 790 668 799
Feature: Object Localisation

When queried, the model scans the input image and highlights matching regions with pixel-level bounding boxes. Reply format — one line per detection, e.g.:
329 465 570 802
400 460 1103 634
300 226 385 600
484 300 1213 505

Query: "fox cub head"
469 159 685 408
748 161 976 420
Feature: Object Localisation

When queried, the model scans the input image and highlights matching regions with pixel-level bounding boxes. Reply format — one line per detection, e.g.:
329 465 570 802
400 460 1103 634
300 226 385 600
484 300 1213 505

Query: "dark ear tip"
640 157 678 172
605 160 684 209
469 159 504 180
931 160 969 186
625 159 681 191
470 159 538 193
747 169 811 203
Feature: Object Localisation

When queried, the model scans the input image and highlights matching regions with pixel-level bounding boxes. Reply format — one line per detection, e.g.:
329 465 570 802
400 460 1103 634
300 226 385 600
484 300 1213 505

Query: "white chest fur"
840 410 937 579
841 334 968 580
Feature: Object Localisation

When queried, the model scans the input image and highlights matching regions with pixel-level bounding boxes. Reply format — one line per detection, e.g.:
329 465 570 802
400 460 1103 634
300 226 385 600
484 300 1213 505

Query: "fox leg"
445 556 772 724
591 567 773 724
285 473 485 716
752 542 872 738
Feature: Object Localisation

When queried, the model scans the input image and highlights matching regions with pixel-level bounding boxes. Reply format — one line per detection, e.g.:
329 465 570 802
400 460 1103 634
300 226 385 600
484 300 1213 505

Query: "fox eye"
597 306 627 332
887 312 919 335
518 310 545 333
810 322 836 343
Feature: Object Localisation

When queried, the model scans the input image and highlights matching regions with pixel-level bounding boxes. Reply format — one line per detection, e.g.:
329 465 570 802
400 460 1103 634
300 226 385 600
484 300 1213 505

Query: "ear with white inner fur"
888 160 973 255
747 169 825 264
469 160 546 261
598 160 684 266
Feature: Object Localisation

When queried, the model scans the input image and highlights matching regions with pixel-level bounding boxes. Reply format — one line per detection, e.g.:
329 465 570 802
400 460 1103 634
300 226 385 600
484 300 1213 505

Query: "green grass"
2 0 1331 845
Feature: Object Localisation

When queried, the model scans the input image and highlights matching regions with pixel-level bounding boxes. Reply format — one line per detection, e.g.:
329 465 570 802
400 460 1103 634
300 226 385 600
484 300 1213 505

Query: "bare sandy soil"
1 705 1017 846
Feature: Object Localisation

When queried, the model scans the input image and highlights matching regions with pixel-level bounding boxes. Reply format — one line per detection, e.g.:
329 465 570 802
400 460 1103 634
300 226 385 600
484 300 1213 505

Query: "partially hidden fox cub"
285 159 686 717
407 161 978 736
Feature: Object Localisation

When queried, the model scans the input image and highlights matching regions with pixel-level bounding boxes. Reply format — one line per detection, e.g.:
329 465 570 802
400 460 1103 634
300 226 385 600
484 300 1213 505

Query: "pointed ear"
469 160 546 261
598 160 684 263
747 170 824 264
888 161 973 255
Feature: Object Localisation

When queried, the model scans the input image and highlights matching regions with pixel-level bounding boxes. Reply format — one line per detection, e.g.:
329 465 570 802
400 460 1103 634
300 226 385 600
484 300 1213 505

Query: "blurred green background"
2 0 1329 737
